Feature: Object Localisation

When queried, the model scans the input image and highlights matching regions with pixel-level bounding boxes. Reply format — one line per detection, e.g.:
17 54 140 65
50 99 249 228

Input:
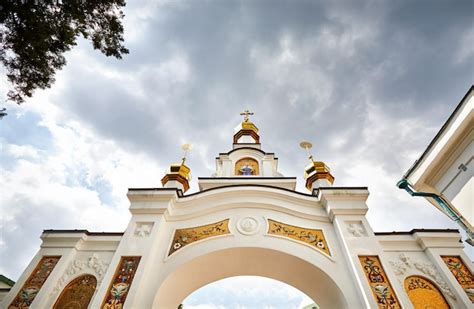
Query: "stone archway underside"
153 247 348 309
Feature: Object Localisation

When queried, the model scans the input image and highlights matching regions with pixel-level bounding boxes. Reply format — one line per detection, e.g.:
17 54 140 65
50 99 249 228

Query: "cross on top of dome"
240 109 254 122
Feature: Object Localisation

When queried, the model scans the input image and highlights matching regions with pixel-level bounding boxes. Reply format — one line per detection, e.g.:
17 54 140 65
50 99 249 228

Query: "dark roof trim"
218 147 276 157
183 183 315 198
375 228 459 236
0 274 14 286
404 85 474 179
43 229 124 236
127 185 369 199
0 288 12 292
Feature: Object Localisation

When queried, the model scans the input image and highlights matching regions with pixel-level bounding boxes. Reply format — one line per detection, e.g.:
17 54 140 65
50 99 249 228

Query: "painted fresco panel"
359 256 400 309
267 219 330 256
441 256 474 302
168 219 230 256
102 256 141 309
9 256 61 309
404 275 449 309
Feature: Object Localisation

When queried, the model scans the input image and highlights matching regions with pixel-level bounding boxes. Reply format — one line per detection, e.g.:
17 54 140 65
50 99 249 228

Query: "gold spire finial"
240 109 254 122
161 143 193 192
300 140 334 190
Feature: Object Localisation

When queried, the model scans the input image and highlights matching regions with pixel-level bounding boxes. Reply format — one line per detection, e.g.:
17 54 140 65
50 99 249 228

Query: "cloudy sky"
0 0 473 307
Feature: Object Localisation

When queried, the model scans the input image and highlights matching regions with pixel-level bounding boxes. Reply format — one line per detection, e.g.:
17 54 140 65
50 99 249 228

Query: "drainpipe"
397 179 474 246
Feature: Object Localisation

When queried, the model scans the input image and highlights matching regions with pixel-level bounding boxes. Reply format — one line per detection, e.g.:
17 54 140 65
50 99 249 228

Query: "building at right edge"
398 85 473 246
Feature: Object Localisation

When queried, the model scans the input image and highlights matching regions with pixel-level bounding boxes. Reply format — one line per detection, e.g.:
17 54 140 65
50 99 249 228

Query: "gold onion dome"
300 141 334 191
161 144 193 193
233 110 260 143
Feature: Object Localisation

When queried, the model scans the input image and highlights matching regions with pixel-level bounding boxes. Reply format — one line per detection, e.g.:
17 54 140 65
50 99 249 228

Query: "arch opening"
153 247 348 308
183 276 317 308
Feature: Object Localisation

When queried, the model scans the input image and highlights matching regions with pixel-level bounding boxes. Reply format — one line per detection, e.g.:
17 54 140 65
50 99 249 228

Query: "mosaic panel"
168 219 230 256
358 256 400 309
441 255 474 302
267 219 330 256
404 275 449 309
9 256 61 309
53 274 97 309
102 256 141 309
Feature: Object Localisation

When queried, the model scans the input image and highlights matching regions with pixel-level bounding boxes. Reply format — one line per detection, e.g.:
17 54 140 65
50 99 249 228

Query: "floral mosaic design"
404 275 449 309
267 219 330 256
9 256 61 309
168 219 230 256
53 274 97 309
359 256 400 309
102 256 141 309
441 255 474 302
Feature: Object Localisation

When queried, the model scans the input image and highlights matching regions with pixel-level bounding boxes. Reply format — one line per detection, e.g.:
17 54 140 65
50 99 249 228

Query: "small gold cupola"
233 110 260 144
300 141 334 191
161 144 193 193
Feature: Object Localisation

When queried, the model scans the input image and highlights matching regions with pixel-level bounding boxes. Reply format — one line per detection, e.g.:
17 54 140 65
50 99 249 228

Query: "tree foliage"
0 0 128 104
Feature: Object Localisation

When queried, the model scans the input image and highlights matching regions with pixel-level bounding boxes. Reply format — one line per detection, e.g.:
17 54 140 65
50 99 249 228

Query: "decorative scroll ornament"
9 256 61 309
102 256 141 309
237 217 259 235
441 256 474 302
404 276 449 309
359 256 401 309
168 219 230 256
52 253 108 295
389 254 455 300
267 219 330 256
53 274 97 309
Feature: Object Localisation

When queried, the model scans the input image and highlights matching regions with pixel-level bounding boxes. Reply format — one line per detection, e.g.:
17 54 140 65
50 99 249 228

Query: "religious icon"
235 158 259 176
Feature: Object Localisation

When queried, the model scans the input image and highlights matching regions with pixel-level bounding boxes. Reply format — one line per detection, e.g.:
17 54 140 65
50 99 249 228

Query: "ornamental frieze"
267 219 330 256
168 219 230 256
441 256 474 302
359 255 401 309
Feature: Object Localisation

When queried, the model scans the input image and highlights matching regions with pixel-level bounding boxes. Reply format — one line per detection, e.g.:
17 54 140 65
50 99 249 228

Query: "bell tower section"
198 110 296 191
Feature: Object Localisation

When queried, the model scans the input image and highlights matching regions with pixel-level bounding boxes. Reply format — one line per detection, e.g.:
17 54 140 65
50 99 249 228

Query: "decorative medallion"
53 274 97 309
168 219 230 256
358 256 401 309
52 253 108 295
235 157 259 176
267 219 330 256
237 217 259 235
9 256 61 309
102 256 141 309
441 256 474 302
404 275 449 309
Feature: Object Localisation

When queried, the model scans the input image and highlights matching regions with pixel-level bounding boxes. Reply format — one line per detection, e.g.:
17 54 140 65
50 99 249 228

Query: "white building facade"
399 85 473 246
2 114 473 309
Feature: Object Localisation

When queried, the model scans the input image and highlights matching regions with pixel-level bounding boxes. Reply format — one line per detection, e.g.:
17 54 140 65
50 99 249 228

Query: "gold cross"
240 110 254 122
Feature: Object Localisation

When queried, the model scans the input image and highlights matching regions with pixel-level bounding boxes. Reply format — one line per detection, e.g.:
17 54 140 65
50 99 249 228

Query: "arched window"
404 275 450 309
53 274 97 309
235 157 259 176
